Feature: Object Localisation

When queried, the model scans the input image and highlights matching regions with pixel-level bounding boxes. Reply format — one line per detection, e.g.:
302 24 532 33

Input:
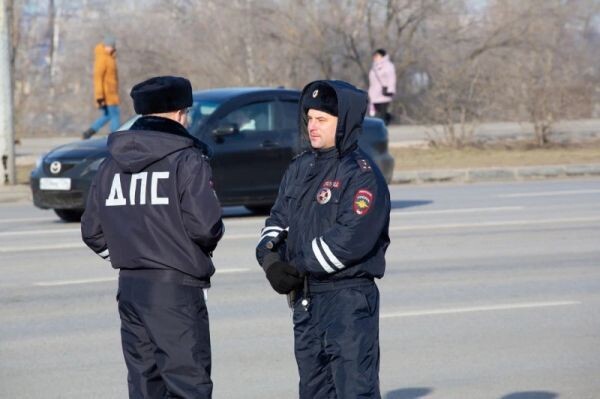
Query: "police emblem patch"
353 189 373 215
312 89 319 98
316 187 332 204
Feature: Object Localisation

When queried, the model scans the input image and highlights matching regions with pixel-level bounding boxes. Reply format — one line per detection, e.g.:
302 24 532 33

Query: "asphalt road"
1 179 600 399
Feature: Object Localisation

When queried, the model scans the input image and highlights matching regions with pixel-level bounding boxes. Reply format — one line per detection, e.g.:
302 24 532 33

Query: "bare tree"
8 0 600 142
489 0 599 146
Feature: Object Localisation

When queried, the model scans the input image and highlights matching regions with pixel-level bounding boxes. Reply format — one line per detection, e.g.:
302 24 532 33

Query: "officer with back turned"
256 80 391 398
81 76 223 398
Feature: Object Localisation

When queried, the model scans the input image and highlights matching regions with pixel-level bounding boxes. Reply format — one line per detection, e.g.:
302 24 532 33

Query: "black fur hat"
130 76 193 115
302 82 338 117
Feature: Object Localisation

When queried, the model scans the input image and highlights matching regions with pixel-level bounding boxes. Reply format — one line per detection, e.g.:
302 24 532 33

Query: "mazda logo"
50 161 62 174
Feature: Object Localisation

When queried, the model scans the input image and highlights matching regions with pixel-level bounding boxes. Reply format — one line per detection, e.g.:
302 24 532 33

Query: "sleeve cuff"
97 248 110 261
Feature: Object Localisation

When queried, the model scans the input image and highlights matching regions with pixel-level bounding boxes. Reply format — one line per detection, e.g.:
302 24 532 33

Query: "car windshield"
188 100 221 131
116 99 223 133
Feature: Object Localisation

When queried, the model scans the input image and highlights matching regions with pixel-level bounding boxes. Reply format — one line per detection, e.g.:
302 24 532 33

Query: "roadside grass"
391 141 600 171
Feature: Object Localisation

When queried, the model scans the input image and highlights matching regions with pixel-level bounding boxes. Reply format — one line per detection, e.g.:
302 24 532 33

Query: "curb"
392 164 600 184
4 164 600 205
0 184 32 204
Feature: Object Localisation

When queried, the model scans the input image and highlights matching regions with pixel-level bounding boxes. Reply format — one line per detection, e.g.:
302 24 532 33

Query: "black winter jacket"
256 81 390 282
81 116 224 287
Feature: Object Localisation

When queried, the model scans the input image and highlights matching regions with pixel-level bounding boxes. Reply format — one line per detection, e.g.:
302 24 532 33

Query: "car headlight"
35 154 46 170
87 157 106 172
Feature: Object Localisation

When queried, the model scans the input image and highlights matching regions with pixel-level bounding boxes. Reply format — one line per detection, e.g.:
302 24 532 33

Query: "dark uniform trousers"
117 276 212 399
293 279 381 399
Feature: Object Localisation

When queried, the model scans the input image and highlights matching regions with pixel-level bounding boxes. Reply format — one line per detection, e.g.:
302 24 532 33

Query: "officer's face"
307 109 338 149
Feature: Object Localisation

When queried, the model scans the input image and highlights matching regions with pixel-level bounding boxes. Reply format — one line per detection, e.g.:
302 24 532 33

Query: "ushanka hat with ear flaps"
302 82 338 117
130 76 193 115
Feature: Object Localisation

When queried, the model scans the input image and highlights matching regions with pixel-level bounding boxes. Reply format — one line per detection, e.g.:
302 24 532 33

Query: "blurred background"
7 0 600 146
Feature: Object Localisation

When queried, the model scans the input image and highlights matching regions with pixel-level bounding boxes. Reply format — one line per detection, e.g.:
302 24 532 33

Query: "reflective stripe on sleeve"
259 231 280 243
261 226 283 235
311 238 336 273
259 225 286 243
318 237 345 270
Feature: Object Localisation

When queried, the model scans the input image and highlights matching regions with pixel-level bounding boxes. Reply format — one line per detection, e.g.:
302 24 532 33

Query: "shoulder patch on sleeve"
356 158 373 172
353 189 374 215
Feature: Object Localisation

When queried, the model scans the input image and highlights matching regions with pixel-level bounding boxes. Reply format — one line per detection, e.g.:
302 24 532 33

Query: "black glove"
265 261 303 295
96 98 107 108
382 86 393 97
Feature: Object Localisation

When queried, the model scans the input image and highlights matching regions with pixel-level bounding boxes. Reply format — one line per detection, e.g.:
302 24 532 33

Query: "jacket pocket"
348 284 378 316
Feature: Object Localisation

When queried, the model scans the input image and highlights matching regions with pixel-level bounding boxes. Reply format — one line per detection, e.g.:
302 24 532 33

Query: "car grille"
35 190 85 209
44 161 77 176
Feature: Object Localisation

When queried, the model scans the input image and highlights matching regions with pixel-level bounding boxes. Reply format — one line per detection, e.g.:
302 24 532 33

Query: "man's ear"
178 109 188 126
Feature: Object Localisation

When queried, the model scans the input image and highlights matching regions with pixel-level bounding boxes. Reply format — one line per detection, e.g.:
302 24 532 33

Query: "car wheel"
54 209 84 222
245 205 273 215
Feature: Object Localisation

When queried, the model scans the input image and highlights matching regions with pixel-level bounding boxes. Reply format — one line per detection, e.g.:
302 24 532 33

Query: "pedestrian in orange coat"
82 36 121 139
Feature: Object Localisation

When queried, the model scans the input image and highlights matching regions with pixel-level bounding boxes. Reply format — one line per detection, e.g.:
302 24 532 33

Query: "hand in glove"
265 261 304 295
382 86 393 97
96 98 107 108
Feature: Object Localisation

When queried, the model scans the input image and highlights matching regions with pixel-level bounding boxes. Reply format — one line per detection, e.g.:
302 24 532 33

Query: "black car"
30 87 394 221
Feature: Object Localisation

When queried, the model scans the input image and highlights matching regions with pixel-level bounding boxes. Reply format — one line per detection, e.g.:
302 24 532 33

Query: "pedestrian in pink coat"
368 49 396 125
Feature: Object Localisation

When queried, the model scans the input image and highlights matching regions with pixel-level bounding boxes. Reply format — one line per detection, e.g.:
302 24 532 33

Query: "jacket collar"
130 116 213 157
313 146 338 160
130 115 190 138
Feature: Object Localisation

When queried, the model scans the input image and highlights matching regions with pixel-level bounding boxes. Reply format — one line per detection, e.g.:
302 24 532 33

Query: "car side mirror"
213 123 238 137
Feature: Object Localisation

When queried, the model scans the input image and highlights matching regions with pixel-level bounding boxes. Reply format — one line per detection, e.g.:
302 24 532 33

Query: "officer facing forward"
256 80 391 398
81 76 224 399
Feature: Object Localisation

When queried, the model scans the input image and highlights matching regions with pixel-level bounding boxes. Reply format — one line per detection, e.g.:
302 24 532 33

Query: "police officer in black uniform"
81 76 224 399
256 80 391 398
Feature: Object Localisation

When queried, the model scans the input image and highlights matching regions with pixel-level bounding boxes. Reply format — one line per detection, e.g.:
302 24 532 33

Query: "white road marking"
224 217 269 225
0 243 85 253
392 206 523 216
498 189 600 198
2 216 599 253
33 268 252 287
389 216 600 231
34 277 117 286
230 206 525 221
0 217 56 224
217 268 252 274
0 230 259 242
0 228 80 237
381 300 581 319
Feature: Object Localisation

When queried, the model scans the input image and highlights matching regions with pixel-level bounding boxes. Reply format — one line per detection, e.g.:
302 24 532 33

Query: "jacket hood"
107 116 194 173
299 80 368 156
